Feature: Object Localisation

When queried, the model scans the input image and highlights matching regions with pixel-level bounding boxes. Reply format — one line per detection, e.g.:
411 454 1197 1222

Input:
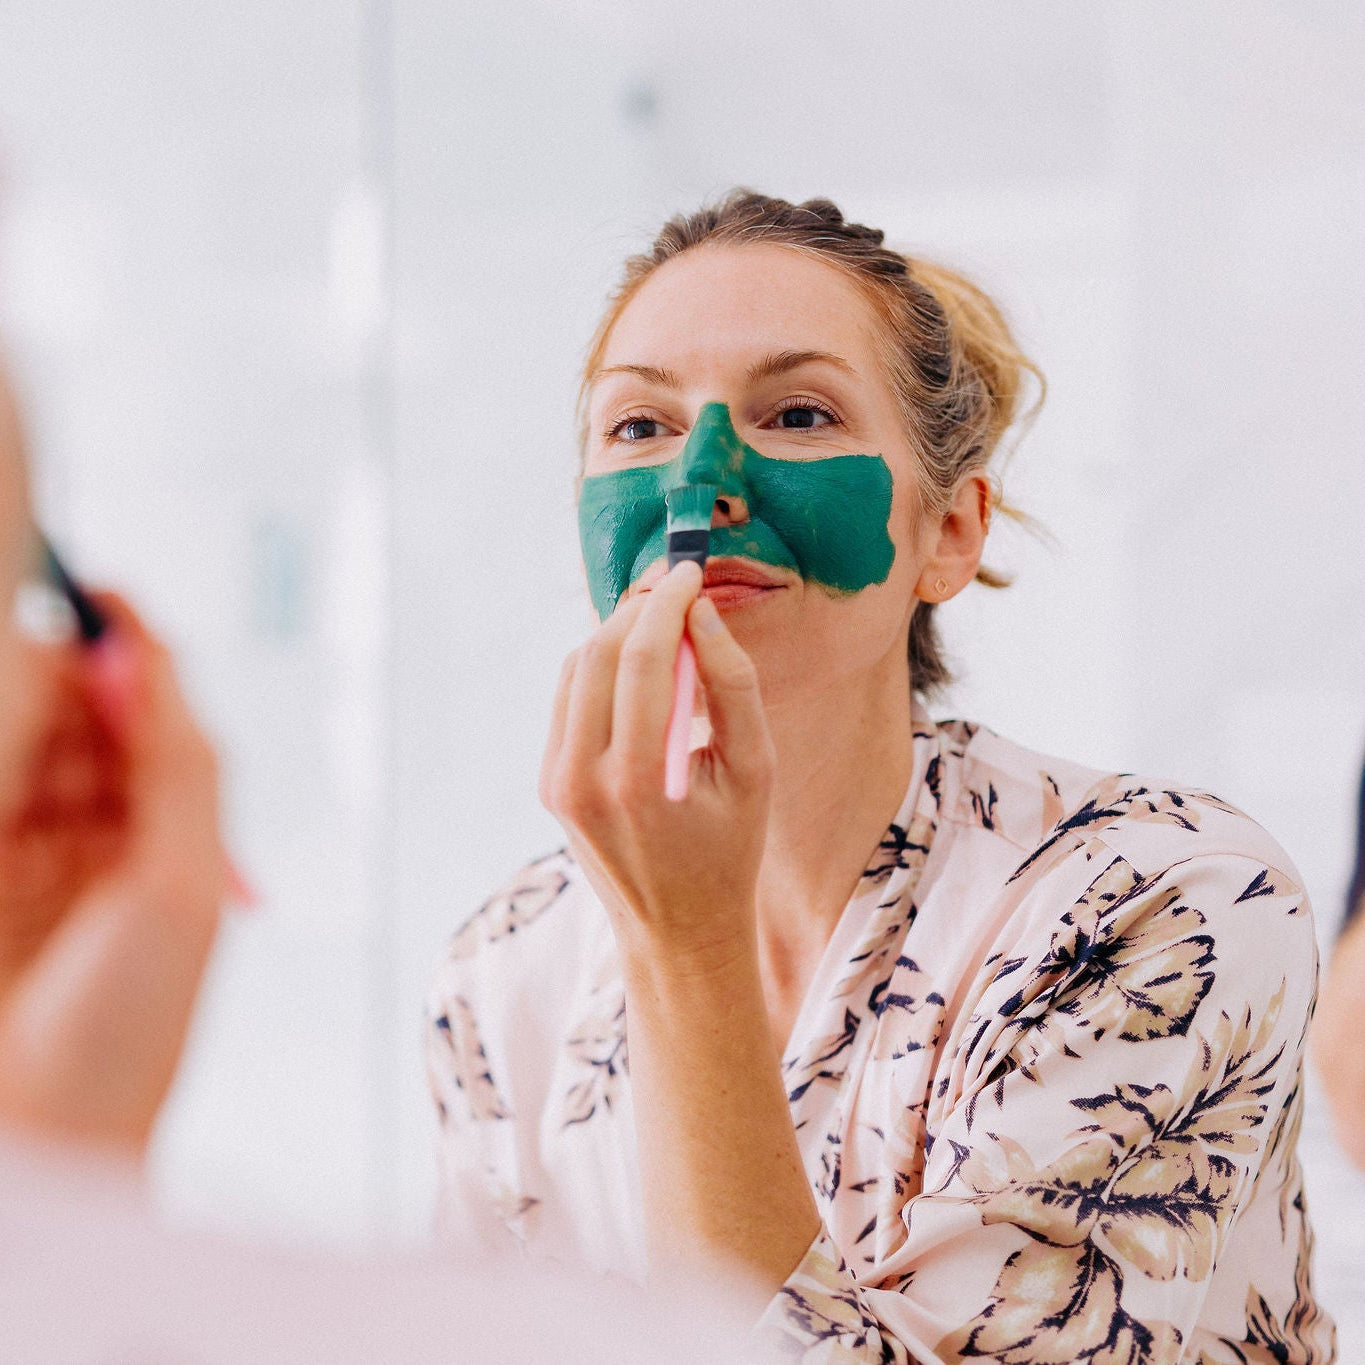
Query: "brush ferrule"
666 528 711 570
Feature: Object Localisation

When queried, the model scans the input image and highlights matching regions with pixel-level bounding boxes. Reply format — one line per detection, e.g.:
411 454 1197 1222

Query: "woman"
0 366 228 1157
425 193 1334 1363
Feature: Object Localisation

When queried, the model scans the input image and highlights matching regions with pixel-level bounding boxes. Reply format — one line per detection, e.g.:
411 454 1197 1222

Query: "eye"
606 411 667 442
770 398 840 431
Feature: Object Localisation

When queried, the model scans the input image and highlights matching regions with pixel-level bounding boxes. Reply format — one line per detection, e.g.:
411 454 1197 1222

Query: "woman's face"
582 242 978 708
0 373 40 811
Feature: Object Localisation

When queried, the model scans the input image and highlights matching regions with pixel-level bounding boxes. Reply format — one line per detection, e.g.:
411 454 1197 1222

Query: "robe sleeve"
423 977 523 1255
754 848 1323 1364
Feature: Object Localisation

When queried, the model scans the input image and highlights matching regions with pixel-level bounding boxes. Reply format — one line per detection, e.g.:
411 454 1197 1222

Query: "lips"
696 558 786 610
633 556 788 604
701 559 786 591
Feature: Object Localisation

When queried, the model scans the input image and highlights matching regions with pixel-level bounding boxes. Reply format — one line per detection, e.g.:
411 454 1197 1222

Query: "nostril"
712 496 749 527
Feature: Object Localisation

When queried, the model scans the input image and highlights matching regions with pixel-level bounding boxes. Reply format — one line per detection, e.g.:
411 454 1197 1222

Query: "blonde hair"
577 190 1044 694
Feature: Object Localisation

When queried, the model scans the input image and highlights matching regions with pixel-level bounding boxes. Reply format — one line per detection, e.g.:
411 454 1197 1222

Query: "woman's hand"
543 564 818 1287
0 594 229 1157
540 562 776 968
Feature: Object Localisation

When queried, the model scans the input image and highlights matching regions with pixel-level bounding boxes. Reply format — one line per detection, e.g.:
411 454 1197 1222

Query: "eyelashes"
603 408 659 442
769 396 841 429
602 398 843 444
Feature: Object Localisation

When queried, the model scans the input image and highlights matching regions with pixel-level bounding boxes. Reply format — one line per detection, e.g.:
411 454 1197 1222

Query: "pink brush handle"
664 635 697 801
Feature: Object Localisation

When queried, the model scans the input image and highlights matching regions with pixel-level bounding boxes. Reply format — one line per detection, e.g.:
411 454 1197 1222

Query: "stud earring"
934 577 949 597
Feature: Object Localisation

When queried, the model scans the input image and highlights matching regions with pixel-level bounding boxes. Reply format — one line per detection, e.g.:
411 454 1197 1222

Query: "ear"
912 474 990 603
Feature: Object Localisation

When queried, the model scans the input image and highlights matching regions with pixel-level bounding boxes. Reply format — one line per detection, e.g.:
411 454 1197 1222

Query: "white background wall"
2 0 1363 1342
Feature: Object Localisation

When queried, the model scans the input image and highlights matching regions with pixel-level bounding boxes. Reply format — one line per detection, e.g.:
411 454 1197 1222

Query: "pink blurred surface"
0 1135 767 1364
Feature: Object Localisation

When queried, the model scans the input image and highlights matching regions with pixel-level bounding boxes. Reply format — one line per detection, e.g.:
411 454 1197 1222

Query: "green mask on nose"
577 401 896 618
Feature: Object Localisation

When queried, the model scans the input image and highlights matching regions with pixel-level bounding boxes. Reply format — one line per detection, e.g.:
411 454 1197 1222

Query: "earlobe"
912 569 954 604
914 474 990 604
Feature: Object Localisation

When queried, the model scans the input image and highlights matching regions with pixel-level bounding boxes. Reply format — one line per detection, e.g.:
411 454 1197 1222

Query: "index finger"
609 562 702 778
685 594 772 787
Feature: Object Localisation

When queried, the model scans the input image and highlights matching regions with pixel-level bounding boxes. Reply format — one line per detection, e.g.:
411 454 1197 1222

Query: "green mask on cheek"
577 402 897 619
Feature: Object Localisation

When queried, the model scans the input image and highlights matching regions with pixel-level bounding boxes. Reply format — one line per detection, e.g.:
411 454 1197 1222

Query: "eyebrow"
590 363 683 389
746 349 855 383
589 349 854 391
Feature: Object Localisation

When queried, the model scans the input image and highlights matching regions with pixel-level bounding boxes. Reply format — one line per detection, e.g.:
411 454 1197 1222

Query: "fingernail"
86 630 137 731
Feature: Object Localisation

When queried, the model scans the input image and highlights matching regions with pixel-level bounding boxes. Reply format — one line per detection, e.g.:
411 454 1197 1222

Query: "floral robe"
425 707 1335 1363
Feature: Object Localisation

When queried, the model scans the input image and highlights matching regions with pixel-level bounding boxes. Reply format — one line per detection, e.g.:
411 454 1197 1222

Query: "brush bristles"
665 484 716 533
665 485 716 571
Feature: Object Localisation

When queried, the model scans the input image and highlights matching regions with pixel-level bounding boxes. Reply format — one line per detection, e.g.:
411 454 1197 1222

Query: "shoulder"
447 847 583 959
425 846 602 1013
935 717 1305 895
939 733 1321 1119
931 718 1111 854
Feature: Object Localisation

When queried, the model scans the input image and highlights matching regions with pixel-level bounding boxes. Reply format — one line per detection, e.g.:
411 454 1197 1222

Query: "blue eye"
774 402 838 430
608 415 664 442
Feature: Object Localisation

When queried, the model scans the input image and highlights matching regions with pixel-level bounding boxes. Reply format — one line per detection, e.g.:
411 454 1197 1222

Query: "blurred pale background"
1 0 1363 1344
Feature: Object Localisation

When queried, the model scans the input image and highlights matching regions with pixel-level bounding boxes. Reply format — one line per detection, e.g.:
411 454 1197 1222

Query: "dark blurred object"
1344 763 1365 931
1313 748 1365 1169
40 538 106 644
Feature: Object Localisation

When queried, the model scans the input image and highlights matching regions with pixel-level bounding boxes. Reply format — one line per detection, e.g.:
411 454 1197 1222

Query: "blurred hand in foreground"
0 595 229 1157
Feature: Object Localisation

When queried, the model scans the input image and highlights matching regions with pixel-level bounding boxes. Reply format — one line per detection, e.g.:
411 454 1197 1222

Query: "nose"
712 494 749 527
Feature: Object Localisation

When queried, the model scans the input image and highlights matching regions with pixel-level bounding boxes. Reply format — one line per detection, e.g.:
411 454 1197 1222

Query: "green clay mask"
578 401 896 618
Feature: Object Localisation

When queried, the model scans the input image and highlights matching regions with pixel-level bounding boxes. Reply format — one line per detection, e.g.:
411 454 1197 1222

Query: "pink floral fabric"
425 707 1334 1363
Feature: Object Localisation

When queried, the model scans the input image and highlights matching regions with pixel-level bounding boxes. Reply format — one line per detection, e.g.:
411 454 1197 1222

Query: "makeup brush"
41 536 107 644
662 485 715 801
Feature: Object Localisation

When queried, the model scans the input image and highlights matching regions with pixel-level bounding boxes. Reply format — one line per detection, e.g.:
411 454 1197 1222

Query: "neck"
753 648 917 952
